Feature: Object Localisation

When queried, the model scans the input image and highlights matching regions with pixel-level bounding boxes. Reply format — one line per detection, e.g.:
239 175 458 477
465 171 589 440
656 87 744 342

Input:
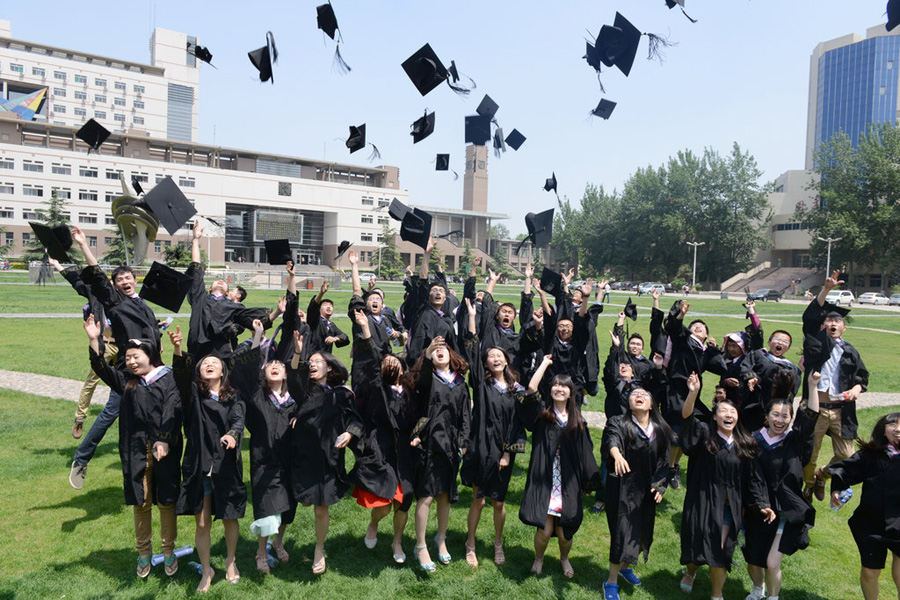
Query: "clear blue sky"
1 1 892 235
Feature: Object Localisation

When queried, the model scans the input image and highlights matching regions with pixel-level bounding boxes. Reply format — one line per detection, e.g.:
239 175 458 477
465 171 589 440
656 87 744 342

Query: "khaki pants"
803 406 855 488
75 340 118 421
133 443 177 557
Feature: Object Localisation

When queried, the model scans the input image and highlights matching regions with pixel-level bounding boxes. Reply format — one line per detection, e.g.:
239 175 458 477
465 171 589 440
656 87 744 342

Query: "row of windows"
359 215 390 225
0 162 191 186
358 234 386 244
50 89 146 109
772 222 812 231
360 195 390 208
0 205 115 226
7 65 147 94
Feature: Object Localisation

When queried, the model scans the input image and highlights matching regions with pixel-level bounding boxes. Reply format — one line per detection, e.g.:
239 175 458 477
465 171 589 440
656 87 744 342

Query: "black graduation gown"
518 398 601 540
679 414 769 569
348 294 392 385
229 347 297 522
478 291 540 377
602 345 666 419
828 448 900 557
541 310 591 397
306 295 349 356
601 414 670 564
271 289 311 364
410 357 472 501
649 306 669 362
664 318 727 428
172 354 247 520
61 265 107 327
286 363 363 506
82 265 160 363
408 304 458 365
742 345 801 435
742 407 818 565
348 337 417 510
89 345 182 506
460 333 535 502
612 321 653 381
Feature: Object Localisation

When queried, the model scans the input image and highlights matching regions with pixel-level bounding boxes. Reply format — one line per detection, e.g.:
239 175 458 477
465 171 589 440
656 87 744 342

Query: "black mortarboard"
131 177 144 196
411 111 435 144
591 99 617 120
316 2 340 39
823 303 851 320
668 299 684 320
540 268 563 295
399 208 432 251
624 297 637 321
388 198 412 222
602 13 641 77
476 95 499 120
492 127 506 156
187 42 215 67
142 176 197 235
346 124 366 153
505 129 526 151
543 172 557 194
139 261 191 313
76 119 110 152
435 154 450 171
436 229 463 240
889 0 900 31
464 114 492 146
29 222 72 262
248 31 278 84
527 208 554 247
401 44 449 96
264 239 293 265
335 240 352 260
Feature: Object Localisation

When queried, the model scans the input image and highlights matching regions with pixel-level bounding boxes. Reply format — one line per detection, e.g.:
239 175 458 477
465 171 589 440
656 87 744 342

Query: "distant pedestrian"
602 283 611 304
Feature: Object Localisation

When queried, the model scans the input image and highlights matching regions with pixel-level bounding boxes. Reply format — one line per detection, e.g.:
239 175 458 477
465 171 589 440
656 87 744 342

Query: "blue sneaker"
603 581 620 600
620 567 642 585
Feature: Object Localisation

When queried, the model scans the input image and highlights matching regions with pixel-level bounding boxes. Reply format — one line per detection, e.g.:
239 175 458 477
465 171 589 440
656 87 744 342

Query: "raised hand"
193 219 204 240
824 269 844 291
348 250 358 266
167 325 183 348
488 268 500 283
524 263 534 279
252 319 264 335
687 371 700 393
609 330 620 347
71 226 87 246
83 314 102 340
293 329 303 354
465 297 476 317
353 308 368 327
286 260 296 277
651 289 660 301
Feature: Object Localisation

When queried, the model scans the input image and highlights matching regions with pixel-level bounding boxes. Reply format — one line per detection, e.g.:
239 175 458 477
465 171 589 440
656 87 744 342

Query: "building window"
23 185 43 197
53 88 66 97
95 94 107 104
154 241 161 253
79 166 98 178
134 85 145 94
52 105 66 114
88 236 97 248
377 199 389 208
53 187 72 199
870 274 883 288
74 74 87 84
5 232 13 245
105 169 123 180
134 100 145 109
278 182 292 196
361 215 374 224
74 108 86 117
377 234 385 243
94 111 106 119
78 190 98 202
114 114 125 123
95 78 106 88
105 192 116 203
79 214 98 224
74 91 87 100
132 173 148 183
114 81 126 91
377 217 389 225
32 67 46 77
0 207 13 219
0 184 13 195
114 97 126 106
133 116 144 125
361 197 374 206
10 64 23 74
0 159 13 170
178 177 195 188
361 233 374 242
105 216 116 226
54 71 67 80
104 236 115 244
51 162 71 174
23 160 44 173
22 232 31 244
23 209 42 220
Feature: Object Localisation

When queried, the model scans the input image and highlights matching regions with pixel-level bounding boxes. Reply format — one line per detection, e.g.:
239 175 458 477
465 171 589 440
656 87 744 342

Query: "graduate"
678 372 773 599
347 250 395 384
601 387 674 600
459 298 535 567
305 280 350 356
407 238 459 364
743 369 819 600
286 330 362 575
348 309 417 564
409 335 472 573
827 411 900 600
227 321 296 575
169 326 246 591
83 315 182 579
519 355 601 579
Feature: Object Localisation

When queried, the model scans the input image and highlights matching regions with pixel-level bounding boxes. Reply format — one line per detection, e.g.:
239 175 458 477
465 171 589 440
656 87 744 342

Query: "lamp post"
686 241 705 290
816 235 842 275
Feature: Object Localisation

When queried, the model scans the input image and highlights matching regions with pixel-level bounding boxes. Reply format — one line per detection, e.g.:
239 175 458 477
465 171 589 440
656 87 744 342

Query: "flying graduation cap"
76 119 110 154
665 0 697 23
543 172 560 204
591 98 617 120
465 114 492 146
139 261 192 313
435 153 459 180
316 2 351 73
516 208 554 255
346 124 381 162
335 240 352 260
624 297 638 321
505 129 526 151
186 41 216 68
401 43 474 97
492 126 506 158
889 0 900 31
586 12 674 80
142 176 198 235
29 222 73 263
388 198 432 250
410 111 436 143
248 31 279 84
476 94 500 120
264 239 293 265
539 268 563 295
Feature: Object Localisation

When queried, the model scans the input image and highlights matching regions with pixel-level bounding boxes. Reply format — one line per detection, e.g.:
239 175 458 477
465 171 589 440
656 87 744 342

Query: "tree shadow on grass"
32 485 125 532
29 440 118 462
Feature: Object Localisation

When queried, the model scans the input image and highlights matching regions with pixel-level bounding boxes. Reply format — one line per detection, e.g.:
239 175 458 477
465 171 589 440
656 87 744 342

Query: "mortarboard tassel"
367 144 381 162
451 170 459 181
446 60 476 96
644 32 676 63
333 43 352 74
680 7 698 23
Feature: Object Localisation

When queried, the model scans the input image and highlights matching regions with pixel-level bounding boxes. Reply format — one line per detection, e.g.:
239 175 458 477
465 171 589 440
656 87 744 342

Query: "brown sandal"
256 553 271 574
271 541 290 563
464 541 478 567
560 558 574 579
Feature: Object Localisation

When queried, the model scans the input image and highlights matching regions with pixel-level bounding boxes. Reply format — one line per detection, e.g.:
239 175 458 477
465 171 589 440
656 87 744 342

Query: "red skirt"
352 484 404 508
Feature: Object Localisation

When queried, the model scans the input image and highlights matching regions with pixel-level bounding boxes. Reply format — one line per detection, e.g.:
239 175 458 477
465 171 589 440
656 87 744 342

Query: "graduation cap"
492 126 506 157
335 240 352 260
476 94 499 120
264 239 293 265
543 172 558 198
142 176 197 235
516 208 554 254
388 198 412 221
248 31 278 84
539 268 563 295
131 177 144 196
401 43 473 97
624 297 638 321
465 114 492 145
665 0 698 23
29 222 73 262
668 299 684 320
187 42 216 67
434 154 458 180
346 124 381 161
823 302 851 320
505 129 526 151
410 111 435 144
139 261 192 313
316 2 351 73
889 0 900 32
76 119 110 154
591 12 673 79
399 208 432 251
591 99 617 120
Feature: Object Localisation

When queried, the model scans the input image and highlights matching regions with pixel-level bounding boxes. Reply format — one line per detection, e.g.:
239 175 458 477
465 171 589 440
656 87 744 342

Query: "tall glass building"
805 26 900 169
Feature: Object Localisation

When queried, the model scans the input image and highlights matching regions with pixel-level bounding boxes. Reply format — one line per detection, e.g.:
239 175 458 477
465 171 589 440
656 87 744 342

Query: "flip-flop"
560 558 574 579
680 570 696 593
312 557 326 575
136 555 152 579
493 541 505 566
163 555 178 577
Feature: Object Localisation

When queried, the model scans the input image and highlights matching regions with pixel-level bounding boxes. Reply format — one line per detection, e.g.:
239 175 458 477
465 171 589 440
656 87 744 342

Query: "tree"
23 189 83 263
458 239 474 276
162 238 207 268
373 222 404 279
0 226 12 258
488 223 511 241
101 224 134 265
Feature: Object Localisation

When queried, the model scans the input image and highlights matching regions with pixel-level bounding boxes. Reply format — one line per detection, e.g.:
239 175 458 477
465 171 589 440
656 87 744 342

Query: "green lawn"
1 390 898 599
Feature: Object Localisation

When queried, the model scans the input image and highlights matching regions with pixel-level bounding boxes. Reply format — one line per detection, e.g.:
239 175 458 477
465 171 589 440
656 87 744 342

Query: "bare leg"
765 533 784 597
557 524 574 577
434 493 451 557
368 504 391 544
747 563 765 591
492 500 506 545
892 552 900 599
195 495 214 592
532 516 554 574
860 566 881 600
313 504 329 568
392 505 409 557
608 561 623 584
466 489 485 547
669 446 683 469
223 518 239 582
415 496 434 566
710 566 727 598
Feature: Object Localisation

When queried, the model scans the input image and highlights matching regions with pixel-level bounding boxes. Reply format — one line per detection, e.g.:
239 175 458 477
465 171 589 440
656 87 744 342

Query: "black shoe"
668 466 681 490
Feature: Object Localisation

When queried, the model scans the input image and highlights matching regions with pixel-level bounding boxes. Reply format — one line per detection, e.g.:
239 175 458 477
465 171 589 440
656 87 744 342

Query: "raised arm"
486 267 501 295
817 269 843 308
191 220 203 264
286 260 297 296
806 370 821 413
523 263 533 296
71 226 98 267
419 237 434 280
681 371 701 420
349 250 362 297
527 354 553 394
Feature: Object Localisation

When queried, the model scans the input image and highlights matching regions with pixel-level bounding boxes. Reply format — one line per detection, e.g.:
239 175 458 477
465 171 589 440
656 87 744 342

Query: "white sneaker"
746 585 766 600
69 461 87 490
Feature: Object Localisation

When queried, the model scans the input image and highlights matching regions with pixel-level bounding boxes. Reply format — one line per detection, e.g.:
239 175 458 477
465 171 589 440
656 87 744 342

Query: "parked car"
637 283 665 295
749 288 783 302
858 292 889 305
890 294 900 306
825 290 855 305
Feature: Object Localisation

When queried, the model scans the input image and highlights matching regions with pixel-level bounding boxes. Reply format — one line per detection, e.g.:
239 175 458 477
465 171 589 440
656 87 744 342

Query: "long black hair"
482 346 520 386
764 368 797 418
621 389 675 460
858 412 900 453
194 354 235 404
122 339 163 393
310 351 349 386
705 398 758 459
539 374 585 434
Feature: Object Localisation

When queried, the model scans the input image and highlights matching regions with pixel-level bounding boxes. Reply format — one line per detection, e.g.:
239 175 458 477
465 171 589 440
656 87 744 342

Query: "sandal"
224 557 240 584
560 558 574 579
312 558 326 575
680 569 696 593
415 545 436 573
256 553 271 574
493 541 505 566
271 541 290 563
434 534 451 565
530 557 544 575
163 555 178 577
136 555 152 579
464 541 478 567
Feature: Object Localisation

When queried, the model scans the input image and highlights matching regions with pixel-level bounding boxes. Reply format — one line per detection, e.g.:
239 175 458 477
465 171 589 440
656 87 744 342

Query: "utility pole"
817 235 842 275
686 241 705 290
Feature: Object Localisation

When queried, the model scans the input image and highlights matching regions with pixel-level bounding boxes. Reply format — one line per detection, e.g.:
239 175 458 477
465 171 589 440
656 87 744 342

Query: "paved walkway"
3 369 898 431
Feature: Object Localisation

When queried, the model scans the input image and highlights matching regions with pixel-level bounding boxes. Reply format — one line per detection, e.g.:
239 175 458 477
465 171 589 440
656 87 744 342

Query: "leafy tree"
488 223 511 241
23 189 83 263
100 225 134 265
373 222 404 279
163 239 207 268
0 226 12 258
428 243 445 275
458 239 474 276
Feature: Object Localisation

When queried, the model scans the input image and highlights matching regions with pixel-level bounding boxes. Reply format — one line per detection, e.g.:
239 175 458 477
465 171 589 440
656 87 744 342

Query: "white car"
890 294 900 306
825 290 855 306
858 292 889 305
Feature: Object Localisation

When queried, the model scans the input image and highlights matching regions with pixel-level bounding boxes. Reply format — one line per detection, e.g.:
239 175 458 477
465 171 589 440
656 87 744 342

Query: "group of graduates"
57 218 899 600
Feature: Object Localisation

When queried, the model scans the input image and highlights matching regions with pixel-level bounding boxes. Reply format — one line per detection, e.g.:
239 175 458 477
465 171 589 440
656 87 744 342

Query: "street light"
686 241 705 290
816 235 842 275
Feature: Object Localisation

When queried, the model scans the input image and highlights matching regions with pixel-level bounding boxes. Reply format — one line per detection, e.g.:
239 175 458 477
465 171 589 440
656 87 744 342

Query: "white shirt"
818 340 845 395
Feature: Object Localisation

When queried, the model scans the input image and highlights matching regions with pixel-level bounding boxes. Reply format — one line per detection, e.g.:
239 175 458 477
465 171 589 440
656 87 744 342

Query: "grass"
0 390 898 599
